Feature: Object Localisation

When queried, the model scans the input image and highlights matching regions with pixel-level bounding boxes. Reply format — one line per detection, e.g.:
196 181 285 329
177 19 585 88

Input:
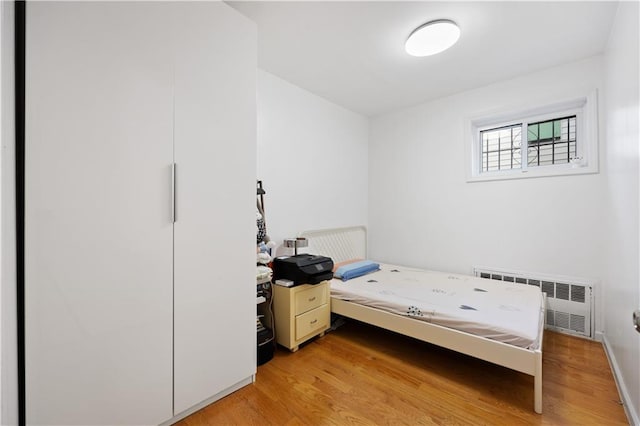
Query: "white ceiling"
227 1 618 117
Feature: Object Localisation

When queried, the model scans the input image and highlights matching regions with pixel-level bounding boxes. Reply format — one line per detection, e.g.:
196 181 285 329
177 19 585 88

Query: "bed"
298 226 545 414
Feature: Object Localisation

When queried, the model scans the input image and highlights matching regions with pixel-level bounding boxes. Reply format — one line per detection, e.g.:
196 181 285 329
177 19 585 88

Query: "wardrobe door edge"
172 1 257 414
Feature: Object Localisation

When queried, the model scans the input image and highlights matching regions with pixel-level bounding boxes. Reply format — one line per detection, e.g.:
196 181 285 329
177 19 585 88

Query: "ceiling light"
405 20 460 57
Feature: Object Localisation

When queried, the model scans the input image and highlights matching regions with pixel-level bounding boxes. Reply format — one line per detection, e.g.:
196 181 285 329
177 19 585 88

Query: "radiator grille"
571 285 585 303
556 283 570 300
542 281 554 297
474 267 595 338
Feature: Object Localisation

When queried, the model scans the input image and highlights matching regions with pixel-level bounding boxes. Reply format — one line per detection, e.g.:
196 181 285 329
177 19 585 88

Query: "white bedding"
331 263 544 349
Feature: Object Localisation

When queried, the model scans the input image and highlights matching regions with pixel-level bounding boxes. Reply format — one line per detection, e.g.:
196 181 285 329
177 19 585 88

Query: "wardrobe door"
173 2 257 414
25 3 174 424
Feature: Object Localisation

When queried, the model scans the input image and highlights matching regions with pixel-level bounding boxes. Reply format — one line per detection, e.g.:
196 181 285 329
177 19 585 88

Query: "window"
466 91 598 182
480 123 522 172
527 115 576 167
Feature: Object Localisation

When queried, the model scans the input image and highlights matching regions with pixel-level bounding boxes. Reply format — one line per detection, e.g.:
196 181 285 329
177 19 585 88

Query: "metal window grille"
527 116 577 166
480 123 522 172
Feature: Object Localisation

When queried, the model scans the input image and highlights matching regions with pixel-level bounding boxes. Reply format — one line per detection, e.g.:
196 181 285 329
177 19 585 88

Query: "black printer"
273 254 334 286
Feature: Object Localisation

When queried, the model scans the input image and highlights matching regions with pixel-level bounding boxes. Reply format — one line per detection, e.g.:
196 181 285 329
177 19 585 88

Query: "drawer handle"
310 319 318 325
308 297 316 302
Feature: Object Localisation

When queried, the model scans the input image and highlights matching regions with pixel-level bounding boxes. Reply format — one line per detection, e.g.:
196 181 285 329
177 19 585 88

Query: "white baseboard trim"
594 330 604 342
602 335 639 426
160 375 255 426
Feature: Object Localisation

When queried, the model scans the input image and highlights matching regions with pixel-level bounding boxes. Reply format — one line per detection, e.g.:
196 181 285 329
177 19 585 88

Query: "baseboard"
602 335 639 426
594 330 604 342
160 375 255 426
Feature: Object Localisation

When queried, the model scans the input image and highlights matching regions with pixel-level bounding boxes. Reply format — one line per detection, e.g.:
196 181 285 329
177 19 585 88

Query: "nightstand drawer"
295 304 330 340
294 285 327 315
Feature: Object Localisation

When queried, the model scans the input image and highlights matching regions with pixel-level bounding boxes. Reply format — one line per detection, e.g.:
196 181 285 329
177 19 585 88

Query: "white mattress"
330 263 544 349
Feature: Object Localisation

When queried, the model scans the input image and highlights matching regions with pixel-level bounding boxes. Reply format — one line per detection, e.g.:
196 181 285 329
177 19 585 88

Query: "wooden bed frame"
299 226 544 414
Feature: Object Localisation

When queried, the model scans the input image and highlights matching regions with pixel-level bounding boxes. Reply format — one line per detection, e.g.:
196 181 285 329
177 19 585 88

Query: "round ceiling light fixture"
405 19 460 57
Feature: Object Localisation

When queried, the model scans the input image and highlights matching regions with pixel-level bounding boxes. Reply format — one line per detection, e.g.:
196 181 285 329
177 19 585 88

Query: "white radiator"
473 266 595 339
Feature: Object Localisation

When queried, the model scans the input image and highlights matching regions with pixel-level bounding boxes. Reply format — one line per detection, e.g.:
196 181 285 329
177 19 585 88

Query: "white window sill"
467 163 598 183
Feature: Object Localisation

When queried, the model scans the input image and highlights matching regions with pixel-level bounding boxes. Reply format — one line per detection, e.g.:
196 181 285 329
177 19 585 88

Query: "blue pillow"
335 260 380 281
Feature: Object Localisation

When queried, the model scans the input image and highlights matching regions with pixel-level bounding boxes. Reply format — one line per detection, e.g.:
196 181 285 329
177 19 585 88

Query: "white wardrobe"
24 2 256 424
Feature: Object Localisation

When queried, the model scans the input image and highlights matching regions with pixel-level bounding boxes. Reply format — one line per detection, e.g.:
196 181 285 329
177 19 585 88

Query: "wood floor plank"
175 321 628 425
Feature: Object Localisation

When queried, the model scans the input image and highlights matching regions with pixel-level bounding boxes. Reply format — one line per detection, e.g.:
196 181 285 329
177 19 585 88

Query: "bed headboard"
298 226 367 263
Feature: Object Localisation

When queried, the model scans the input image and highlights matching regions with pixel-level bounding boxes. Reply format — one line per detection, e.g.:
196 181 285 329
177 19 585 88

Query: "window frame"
466 91 598 182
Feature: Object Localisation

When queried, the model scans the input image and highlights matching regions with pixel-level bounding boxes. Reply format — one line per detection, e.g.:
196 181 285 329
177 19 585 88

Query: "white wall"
603 2 639 424
369 56 606 325
1 1 17 424
257 70 368 253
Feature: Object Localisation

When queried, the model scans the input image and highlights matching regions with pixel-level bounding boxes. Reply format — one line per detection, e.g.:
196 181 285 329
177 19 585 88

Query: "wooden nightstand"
272 281 330 352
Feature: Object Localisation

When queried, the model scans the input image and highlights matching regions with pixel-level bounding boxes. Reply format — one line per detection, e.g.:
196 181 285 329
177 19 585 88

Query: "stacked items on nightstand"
256 265 274 365
256 180 275 365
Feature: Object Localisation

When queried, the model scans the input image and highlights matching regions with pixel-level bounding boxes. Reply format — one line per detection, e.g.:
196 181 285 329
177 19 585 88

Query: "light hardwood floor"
177 320 628 425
